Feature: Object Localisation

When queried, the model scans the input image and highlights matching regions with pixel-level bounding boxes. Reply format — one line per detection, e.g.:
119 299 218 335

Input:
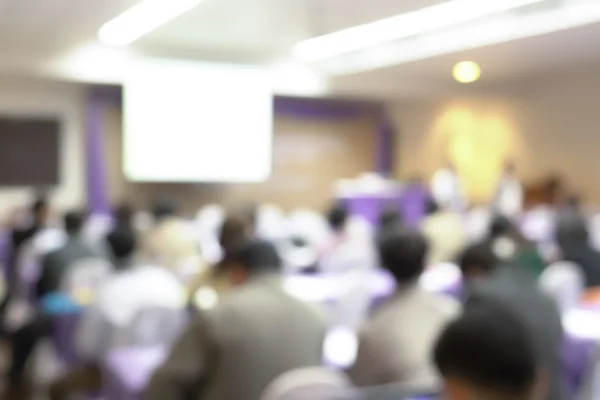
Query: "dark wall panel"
0 117 60 186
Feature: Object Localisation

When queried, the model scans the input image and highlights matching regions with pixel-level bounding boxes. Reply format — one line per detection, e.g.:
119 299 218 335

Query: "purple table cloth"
104 346 167 400
340 186 429 227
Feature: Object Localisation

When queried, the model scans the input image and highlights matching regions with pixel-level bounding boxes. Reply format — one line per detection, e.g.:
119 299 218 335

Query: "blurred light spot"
323 327 358 368
194 287 218 310
453 61 481 83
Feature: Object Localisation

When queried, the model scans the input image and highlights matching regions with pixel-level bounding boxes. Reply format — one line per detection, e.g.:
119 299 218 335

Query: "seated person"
420 198 466 265
434 302 540 400
556 212 600 288
48 231 183 400
459 244 565 400
320 202 376 272
485 216 546 278
145 240 326 400
347 229 460 387
140 198 203 270
7 211 106 396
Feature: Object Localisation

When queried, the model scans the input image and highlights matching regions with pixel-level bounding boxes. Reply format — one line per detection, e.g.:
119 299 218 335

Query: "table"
340 186 429 227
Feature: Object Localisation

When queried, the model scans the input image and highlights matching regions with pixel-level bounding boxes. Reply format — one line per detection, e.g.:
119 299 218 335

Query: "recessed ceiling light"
99 0 206 46
293 0 543 62
453 61 481 83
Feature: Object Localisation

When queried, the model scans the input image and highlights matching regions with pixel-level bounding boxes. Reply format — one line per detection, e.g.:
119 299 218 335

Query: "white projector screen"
123 58 273 183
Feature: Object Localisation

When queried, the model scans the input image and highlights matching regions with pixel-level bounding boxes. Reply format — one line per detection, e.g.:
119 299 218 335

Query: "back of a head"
229 239 282 275
219 215 249 252
434 302 537 400
31 196 49 224
556 214 589 249
326 202 349 234
64 210 85 236
489 216 516 240
458 243 498 280
108 230 137 261
378 228 428 283
152 199 177 221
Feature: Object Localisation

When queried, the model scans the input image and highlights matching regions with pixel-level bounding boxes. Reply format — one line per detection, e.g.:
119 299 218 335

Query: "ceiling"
1 0 600 99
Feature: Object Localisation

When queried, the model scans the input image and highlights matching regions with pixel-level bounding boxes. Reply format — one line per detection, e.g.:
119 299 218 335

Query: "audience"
347 229 459 387
145 240 326 400
459 243 565 400
420 198 466 265
556 213 600 288
8 210 105 396
434 301 539 400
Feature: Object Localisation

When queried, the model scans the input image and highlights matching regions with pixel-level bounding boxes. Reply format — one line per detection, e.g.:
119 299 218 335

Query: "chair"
256 203 287 241
520 206 555 243
261 367 350 400
539 261 584 312
419 263 461 295
103 305 188 399
287 208 331 249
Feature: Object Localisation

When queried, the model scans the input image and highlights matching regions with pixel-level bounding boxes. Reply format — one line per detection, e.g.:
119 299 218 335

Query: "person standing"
493 160 523 219
431 162 466 212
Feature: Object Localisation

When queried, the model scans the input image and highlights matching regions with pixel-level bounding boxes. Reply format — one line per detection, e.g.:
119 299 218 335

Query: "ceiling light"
453 61 481 83
99 0 206 46
293 0 543 62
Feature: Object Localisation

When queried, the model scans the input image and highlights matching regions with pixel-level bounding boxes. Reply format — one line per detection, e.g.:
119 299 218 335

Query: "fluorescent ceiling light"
99 0 206 46
320 0 600 75
293 0 544 62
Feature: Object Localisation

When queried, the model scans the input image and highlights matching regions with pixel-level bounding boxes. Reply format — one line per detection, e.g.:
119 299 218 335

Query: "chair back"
520 206 555 243
109 305 187 349
419 263 461 294
60 258 113 305
256 204 286 241
261 367 350 400
540 261 584 312
287 208 330 248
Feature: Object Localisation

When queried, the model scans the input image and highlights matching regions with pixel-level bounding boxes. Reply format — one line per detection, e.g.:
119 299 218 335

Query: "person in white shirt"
48 231 185 400
493 161 523 219
431 162 466 212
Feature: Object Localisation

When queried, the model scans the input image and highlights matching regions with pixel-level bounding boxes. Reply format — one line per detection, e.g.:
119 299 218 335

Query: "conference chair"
520 205 555 243
419 262 461 297
60 258 113 306
103 305 188 399
539 261 584 312
256 203 287 241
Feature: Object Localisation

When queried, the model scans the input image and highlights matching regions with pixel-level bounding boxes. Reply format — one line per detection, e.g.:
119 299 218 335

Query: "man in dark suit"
7 211 105 396
458 244 565 400
146 240 326 400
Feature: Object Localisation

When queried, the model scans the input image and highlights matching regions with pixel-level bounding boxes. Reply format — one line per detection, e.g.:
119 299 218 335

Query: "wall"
390 64 600 204
0 77 86 221
103 106 377 214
